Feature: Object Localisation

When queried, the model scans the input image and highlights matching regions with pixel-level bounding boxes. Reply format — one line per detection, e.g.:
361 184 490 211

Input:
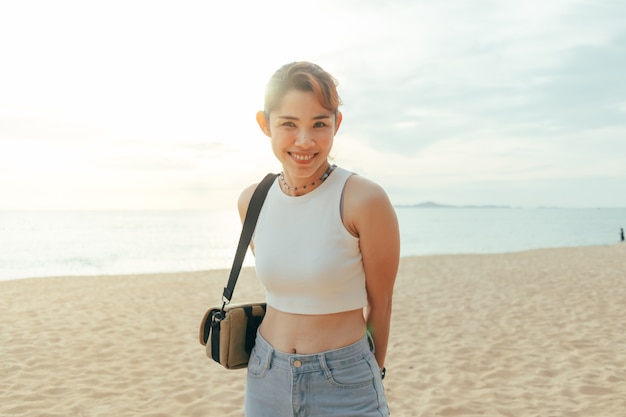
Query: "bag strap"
221 173 278 305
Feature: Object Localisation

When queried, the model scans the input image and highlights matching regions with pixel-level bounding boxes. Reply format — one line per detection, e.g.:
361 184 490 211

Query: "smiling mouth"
289 152 316 161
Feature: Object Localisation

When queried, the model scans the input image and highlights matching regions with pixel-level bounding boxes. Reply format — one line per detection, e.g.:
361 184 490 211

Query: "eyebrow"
276 115 331 121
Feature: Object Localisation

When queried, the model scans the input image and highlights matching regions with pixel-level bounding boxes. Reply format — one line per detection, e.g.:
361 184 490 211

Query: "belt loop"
319 354 332 379
258 334 273 371
266 344 275 371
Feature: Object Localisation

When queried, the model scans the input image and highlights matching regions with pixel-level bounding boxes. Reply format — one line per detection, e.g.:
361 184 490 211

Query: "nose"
294 129 315 148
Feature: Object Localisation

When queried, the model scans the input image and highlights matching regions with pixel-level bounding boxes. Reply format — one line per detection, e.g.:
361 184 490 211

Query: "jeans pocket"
247 348 269 378
326 357 375 389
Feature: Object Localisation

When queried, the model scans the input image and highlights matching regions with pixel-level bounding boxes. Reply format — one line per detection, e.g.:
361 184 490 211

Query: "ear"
256 111 271 137
334 111 343 135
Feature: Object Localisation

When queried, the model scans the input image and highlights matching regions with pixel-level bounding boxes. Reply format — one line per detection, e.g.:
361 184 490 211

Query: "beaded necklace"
279 164 337 191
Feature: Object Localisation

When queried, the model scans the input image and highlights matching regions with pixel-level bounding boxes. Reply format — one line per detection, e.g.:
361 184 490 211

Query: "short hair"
263 61 342 118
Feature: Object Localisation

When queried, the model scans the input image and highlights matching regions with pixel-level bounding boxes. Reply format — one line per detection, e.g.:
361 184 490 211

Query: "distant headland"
395 201 512 209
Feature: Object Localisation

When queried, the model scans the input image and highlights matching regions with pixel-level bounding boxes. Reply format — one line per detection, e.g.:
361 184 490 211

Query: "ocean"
1 208 624 281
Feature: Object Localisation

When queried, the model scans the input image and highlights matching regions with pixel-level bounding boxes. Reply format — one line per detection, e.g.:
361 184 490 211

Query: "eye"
313 121 327 128
282 121 296 127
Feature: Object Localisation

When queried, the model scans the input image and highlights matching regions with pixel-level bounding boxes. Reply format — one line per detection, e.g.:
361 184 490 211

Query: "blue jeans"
244 330 390 417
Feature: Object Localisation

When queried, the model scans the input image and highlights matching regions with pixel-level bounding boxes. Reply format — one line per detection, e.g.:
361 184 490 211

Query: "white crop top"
253 167 368 314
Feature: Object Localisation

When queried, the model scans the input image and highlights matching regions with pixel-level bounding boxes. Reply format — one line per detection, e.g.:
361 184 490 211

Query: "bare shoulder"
344 174 391 208
237 183 260 223
343 174 397 236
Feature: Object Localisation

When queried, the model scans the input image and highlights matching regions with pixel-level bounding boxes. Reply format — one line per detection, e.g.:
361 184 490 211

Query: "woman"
238 61 400 416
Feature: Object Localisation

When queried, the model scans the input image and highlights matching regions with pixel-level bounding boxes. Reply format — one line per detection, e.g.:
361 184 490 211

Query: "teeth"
292 154 314 161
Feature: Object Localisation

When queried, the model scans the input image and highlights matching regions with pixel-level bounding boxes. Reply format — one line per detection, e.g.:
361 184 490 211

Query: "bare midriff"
259 306 367 354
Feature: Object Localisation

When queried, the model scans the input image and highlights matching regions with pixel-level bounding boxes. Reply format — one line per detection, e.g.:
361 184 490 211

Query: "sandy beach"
2 244 625 416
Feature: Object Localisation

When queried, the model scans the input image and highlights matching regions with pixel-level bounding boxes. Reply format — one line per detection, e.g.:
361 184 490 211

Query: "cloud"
1 0 624 209
327 0 626 160
0 117 107 143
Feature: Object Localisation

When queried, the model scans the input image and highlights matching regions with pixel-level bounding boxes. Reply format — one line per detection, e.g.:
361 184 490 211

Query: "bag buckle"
212 309 225 324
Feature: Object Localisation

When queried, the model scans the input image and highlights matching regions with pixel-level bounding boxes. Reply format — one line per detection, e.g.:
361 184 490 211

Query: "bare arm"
343 176 400 370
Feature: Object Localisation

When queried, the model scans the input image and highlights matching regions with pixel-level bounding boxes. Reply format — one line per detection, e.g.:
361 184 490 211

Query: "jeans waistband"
254 330 374 373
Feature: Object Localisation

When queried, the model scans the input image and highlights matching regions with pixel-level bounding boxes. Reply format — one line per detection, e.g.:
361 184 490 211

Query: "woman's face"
257 89 342 186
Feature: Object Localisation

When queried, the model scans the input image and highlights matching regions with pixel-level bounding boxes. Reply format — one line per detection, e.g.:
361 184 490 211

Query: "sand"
1 244 625 416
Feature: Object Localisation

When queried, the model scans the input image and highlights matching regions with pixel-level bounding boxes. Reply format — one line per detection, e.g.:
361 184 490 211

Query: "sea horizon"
3 203 626 212
1 207 624 281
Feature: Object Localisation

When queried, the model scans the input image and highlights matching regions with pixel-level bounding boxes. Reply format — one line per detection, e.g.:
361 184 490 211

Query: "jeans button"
293 360 302 368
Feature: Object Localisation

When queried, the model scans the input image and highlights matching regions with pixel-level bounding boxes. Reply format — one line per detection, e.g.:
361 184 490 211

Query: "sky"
1 0 625 210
